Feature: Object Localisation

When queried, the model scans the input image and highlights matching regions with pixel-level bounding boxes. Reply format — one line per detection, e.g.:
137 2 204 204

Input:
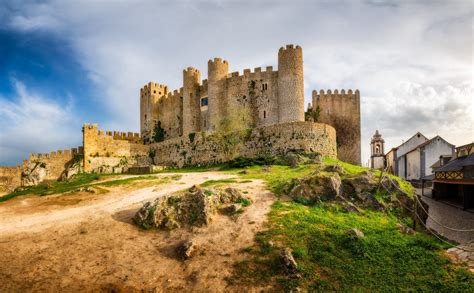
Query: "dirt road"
0 172 275 292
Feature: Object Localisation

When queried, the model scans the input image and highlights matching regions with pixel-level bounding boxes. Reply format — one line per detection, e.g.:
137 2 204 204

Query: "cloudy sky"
0 0 472 166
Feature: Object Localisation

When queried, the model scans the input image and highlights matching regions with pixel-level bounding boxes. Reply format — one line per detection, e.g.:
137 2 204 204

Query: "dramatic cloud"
0 80 80 165
1 0 472 165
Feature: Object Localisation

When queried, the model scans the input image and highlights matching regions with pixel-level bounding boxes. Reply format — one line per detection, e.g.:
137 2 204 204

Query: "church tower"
370 130 385 169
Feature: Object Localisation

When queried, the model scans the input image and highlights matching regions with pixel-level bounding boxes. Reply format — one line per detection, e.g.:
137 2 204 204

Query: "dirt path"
0 172 275 292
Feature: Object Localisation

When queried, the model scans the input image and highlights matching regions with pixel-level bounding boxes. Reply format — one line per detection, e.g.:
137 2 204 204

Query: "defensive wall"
310 89 361 165
140 45 305 143
83 124 150 173
27 147 84 181
0 166 22 193
149 121 337 168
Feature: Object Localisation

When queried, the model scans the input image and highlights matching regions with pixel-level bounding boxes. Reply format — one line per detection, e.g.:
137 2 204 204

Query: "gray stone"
346 228 365 239
324 164 344 173
178 240 195 260
21 162 47 186
397 223 415 235
280 248 299 277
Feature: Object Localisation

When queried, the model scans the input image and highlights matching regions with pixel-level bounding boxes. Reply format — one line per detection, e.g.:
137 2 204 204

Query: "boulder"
21 162 47 186
397 223 415 235
356 192 385 210
346 228 365 239
177 240 195 260
280 248 300 277
133 186 250 230
61 161 83 181
221 203 242 214
286 172 342 203
324 164 344 173
343 171 375 194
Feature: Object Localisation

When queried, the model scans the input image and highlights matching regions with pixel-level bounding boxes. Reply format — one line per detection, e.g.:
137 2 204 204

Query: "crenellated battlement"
312 89 360 98
140 82 168 97
208 57 228 65
29 146 84 161
84 123 141 142
279 44 302 53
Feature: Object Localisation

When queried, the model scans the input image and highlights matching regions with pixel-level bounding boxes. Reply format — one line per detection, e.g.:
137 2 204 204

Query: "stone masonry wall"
27 147 83 181
311 89 361 165
150 121 336 168
0 166 22 193
83 124 150 173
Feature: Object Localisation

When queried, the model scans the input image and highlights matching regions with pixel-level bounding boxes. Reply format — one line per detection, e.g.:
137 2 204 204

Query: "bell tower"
370 130 385 169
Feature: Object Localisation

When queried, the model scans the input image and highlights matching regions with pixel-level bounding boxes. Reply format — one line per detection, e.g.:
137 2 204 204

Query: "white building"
405 136 455 180
385 132 455 181
370 130 385 170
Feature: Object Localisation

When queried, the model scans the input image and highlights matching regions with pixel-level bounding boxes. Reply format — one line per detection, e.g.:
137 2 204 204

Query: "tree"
153 120 166 143
214 106 253 161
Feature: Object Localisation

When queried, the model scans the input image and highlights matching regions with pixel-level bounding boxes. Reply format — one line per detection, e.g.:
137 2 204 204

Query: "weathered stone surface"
61 160 83 181
280 248 299 277
285 172 342 203
221 203 242 214
133 186 249 230
356 192 384 210
324 164 344 173
177 240 195 260
346 228 365 239
397 223 415 235
343 171 375 194
21 162 47 186
343 202 361 213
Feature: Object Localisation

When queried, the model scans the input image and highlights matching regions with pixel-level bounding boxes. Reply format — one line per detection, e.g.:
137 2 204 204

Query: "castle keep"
0 45 361 192
140 45 305 142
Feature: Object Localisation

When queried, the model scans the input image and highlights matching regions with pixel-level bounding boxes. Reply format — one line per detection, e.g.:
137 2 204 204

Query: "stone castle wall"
149 121 336 168
311 89 361 165
140 45 305 143
27 147 83 181
0 166 22 193
83 124 150 173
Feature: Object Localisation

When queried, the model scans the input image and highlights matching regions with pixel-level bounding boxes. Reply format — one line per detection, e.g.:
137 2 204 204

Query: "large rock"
356 192 385 210
280 248 300 277
342 171 376 194
285 172 342 203
61 160 83 181
21 162 47 186
133 186 249 229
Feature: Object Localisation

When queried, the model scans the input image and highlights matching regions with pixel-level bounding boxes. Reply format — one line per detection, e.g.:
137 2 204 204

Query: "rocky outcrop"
346 228 365 239
21 162 47 186
177 240 195 260
280 248 300 277
133 186 250 230
284 172 342 203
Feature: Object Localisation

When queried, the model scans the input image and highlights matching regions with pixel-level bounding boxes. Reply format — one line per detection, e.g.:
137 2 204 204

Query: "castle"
0 45 361 191
140 45 305 143
140 44 360 164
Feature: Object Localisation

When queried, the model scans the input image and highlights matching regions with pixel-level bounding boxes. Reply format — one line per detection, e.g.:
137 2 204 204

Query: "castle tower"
208 58 229 130
277 44 304 123
140 82 168 142
370 130 385 169
182 67 201 135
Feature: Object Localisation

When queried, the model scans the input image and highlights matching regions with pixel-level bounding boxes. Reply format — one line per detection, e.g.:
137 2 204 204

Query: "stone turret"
183 67 201 134
208 58 229 130
277 44 304 123
140 82 168 141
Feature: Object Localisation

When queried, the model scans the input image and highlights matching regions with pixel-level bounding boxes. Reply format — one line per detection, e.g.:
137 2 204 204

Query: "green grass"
0 174 180 202
232 165 315 195
0 173 103 202
233 201 473 291
199 178 239 187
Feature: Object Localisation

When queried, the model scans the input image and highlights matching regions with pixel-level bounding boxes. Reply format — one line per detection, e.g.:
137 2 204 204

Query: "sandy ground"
0 172 275 292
